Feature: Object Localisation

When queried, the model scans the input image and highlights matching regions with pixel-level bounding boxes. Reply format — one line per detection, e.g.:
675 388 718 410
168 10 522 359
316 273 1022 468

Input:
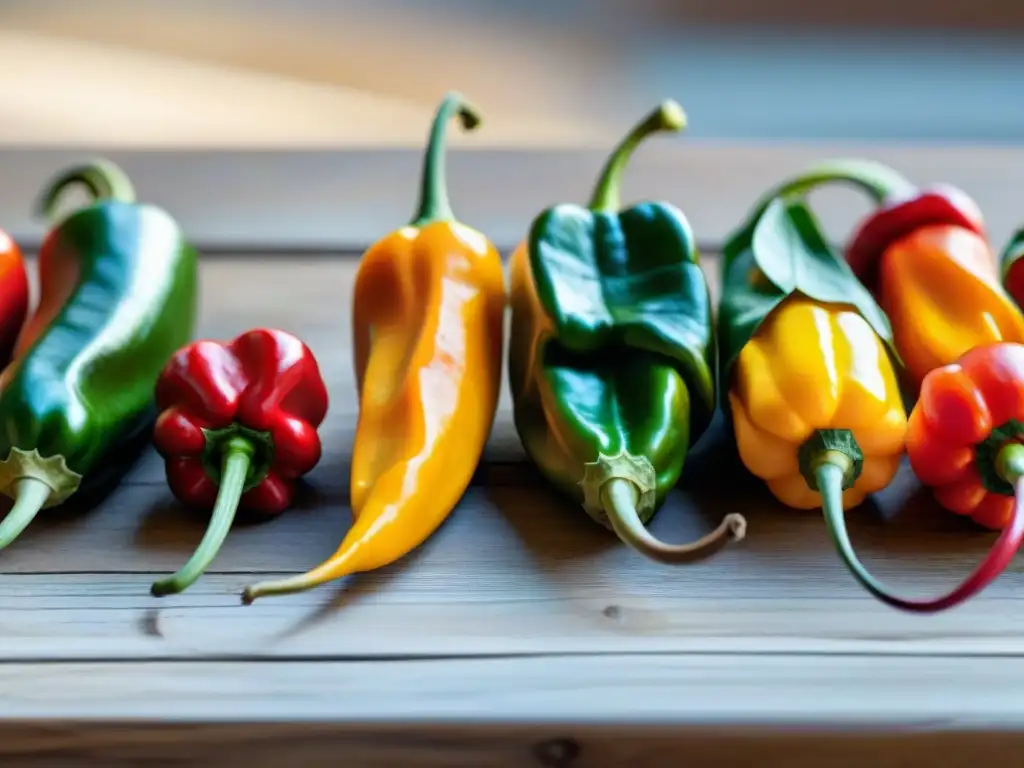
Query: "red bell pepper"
149 328 329 596
903 342 1024 609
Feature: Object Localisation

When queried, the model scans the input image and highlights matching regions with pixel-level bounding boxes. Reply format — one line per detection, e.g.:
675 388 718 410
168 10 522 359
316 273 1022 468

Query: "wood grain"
1 255 1023 762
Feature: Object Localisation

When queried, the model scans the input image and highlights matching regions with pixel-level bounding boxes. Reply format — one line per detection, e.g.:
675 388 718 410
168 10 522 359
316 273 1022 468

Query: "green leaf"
528 200 715 431
718 196 901 390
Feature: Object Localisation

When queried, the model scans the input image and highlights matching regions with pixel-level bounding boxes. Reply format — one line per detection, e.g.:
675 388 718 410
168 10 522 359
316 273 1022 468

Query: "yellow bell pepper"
729 295 906 512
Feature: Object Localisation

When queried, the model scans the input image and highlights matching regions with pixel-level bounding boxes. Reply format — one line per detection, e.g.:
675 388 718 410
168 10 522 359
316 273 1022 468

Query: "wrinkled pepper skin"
901 342 1024 603
509 100 745 565
149 328 329 595
847 193 1024 391
907 342 1024 530
0 159 199 552
0 228 29 367
242 92 505 603
730 295 906 512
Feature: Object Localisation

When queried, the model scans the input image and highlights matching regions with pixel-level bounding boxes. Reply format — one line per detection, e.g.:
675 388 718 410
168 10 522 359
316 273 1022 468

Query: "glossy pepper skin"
903 343 1024 604
509 100 745 564
730 294 907 512
0 228 29 367
0 159 199 552
242 92 505 603
150 329 329 596
742 159 1024 393
721 192 1001 613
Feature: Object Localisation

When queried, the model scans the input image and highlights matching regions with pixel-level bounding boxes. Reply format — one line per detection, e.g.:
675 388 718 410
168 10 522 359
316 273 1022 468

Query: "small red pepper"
149 328 329 596
0 227 30 367
901 342 1024 610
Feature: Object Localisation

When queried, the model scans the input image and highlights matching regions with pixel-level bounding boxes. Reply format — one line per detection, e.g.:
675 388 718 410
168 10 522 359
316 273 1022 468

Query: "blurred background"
2 0 1023 148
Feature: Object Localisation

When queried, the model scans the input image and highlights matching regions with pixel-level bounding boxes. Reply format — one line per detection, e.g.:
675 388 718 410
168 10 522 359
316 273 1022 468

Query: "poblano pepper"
0 159 199 551
508 99 747 564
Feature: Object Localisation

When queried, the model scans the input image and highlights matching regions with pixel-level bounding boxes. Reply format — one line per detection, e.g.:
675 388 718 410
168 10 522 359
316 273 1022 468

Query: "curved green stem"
34 158 137 223
600 478 746 565
410 91 482 227
819 445 1024 613
0 478 53 552
588 99 687 213
151 436 254 597
740 158 916 235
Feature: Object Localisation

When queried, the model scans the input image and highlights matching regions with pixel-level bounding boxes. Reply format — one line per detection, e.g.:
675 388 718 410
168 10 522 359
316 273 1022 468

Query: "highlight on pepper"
719 187 1006 613
241 90 506 604
506 97 745 565
0 158 199 553
149 328 329 597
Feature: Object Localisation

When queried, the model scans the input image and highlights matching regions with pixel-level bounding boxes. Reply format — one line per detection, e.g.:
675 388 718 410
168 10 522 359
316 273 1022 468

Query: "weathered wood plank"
3 655 1024 727
2 721 1021 768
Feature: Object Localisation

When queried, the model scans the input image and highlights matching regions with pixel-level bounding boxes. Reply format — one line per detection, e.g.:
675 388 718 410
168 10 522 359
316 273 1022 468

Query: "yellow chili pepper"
242 92 506 603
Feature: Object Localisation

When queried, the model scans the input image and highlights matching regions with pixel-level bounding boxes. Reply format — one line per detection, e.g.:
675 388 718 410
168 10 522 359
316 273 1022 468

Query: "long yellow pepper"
242 92 506 603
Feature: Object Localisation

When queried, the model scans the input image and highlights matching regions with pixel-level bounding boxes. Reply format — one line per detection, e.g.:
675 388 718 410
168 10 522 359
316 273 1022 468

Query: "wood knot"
533 737 580 767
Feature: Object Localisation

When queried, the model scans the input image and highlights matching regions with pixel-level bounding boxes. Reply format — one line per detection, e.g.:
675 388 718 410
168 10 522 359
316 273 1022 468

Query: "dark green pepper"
0 159 199 550
507 100 746 564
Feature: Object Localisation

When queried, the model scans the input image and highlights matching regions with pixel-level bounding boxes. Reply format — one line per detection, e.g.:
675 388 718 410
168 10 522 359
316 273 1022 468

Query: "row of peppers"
3 94 1024 613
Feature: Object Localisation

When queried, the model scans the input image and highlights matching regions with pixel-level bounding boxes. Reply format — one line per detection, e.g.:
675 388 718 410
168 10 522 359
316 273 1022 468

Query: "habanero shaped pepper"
242 92 506 603
720 191 1011 612
904 342 1024 600
150 329 329 596
0 226 29 367
740 159 1024 393
508 99 745 564
0 159 199 551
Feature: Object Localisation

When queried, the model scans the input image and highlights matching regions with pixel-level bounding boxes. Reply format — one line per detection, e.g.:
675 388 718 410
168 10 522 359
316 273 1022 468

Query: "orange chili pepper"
242 92 506 603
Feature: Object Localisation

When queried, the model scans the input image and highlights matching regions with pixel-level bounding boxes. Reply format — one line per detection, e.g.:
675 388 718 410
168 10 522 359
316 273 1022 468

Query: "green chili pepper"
0 159 199 551
507 99 746 564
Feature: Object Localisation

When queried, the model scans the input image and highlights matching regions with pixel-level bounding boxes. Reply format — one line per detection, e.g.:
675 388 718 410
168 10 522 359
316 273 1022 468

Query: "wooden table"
3 252 1024 767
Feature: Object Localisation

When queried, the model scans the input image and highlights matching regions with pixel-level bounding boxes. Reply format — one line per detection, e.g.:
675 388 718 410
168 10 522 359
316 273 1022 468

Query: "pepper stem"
240 540 362 604
0 478 53 552
743 158 917 230
34 158 137 223
600 478 746 565
150 436 255 597
587 99 687 213
820 443 1024 613
410 91 482 227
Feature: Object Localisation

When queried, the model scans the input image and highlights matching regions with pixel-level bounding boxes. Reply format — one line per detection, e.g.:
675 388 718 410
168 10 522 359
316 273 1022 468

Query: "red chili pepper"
0 227 30 367
901 342 1024 610
149 328 329 596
